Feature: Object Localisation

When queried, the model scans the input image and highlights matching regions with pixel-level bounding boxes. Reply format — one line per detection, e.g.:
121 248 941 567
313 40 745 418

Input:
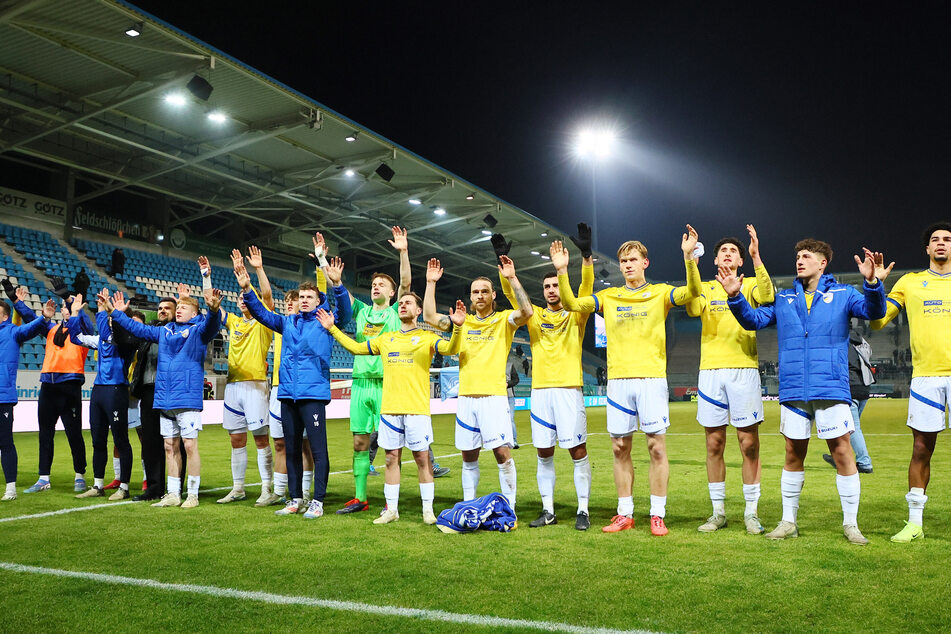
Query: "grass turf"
0 399 948 632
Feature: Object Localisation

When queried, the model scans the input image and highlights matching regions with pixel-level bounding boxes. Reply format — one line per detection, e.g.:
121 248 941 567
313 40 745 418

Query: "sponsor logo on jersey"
617 306 632 312
468 330 481 335
387 351 400 357
710 300 726 306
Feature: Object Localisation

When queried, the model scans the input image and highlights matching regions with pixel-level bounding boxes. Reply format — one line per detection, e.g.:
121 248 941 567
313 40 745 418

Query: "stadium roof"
0 0 620 296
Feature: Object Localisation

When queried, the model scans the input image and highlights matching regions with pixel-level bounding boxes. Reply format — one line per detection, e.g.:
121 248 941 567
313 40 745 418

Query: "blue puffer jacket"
16 300 93 384
728 274 885 403
0 315 51 404
110 308 220 410
244 285 352 401
68 311 127 386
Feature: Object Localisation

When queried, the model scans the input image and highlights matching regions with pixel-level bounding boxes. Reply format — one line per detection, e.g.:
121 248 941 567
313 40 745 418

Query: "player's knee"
568 444 587 460
273 439 285 453
384 451 400 468
706 436 725 457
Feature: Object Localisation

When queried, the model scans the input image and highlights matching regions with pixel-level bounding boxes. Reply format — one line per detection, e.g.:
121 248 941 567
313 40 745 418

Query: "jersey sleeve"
330 325 374 355
578 260 595 297
430 332 448 355
750 264 775 306
558 273 598 313
870 275 905 330
667 259 702 307
498 271 517 308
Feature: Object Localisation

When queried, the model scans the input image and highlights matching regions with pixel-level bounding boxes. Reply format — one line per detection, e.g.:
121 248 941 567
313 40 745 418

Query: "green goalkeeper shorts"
350 377 383 435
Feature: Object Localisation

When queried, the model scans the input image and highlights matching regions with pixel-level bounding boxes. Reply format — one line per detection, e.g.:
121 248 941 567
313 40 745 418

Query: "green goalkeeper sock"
353 450 370 502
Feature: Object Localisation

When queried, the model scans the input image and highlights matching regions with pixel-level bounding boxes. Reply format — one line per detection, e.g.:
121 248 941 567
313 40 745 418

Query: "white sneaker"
744 513 765 535
374 508 400 525
255 491 282 507
152 492 181 507
422 509 437 525
765 520 799 540
303 499 324 519
216 488 246 504
302 493 312 507
1 491 16 501
697 514 727 532
275 499 301 516
843 524 869 545
180 494 200 509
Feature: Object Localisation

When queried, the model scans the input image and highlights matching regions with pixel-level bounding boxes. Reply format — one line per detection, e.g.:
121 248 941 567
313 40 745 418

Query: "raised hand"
324 256 344 287
715 265 744 297
112 291 128 313
246 246 263 269
207 288 223 311
72 293 87 314
569 222 593 259
233 260 251 290
448 299 467 326
872 250 895 282
177 282 191 299
550 240 569 272
41 299 56 319
681 224 699 257
747 224 761 263
426 258 444 283
388 226 408 252
490 233 512 264
97 288 114 312
15 286 27 303
312 232 326 256
498 254 517 279
198 255 211 272
314 307 335 329
854 247 893 283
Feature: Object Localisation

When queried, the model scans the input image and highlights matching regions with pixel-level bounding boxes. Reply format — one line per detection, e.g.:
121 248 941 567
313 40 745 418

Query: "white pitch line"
0 562 647 634
0 500 137 523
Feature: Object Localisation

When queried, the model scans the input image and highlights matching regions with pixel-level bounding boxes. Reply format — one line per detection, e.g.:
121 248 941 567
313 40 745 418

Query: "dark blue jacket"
16 299 93 384
68 311 127 386
728 274 885 403
244 285 351 401
0 315 51 404
110 308 220 410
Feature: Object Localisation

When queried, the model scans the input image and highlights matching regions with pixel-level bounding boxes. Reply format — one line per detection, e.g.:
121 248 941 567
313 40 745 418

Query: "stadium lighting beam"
573 125 618 254
207 111 227 124
433 207 446 216
164 92 187 107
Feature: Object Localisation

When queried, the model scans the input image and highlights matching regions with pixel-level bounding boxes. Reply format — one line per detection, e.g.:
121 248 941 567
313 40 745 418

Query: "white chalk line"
0 561 647 634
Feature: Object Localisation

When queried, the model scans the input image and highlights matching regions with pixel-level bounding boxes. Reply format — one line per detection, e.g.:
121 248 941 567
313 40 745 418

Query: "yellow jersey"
871 269 951 377
500 264 594 388
329 326 447 415
225 312 273 383
687 265 774 370
559 259 701 379
441 310 518 396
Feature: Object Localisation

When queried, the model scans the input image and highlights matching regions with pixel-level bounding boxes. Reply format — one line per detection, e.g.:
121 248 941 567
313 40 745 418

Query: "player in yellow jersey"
424 255 534 508
558 225 701 536
199 250 275 506
493 225 595 531
686 225 774 535
872 222 951 543
317 292 455 525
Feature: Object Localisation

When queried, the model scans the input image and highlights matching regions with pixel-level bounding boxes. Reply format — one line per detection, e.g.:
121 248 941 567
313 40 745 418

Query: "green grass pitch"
1 399 948 632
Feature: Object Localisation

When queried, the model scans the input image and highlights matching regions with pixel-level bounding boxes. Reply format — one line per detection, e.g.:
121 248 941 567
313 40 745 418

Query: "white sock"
384 482 400 513
461 461 480 501
536 455 555 514
94 477 104 489
743 482 761 516
907 487 927 525
141 459 146 480
498 458 517 509
708 481 726 516
837 473 861 526
38 474 49 482
257 446 273 485
617 496 634 517
573 456 591 514
119 482 129 491
302 470 314 496
187 475 200 496
6 482 16 495
231 447 247 489
274 472 288 497
650 495 667 518
781 469 805 523
167 476 181 496
112 457 121 479
420 482 434 513
75 472 85 480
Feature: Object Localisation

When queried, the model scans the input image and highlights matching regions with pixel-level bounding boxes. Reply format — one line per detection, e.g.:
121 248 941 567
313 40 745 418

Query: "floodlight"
344 169 355 177
125 23 142 37
433 207 446 216
345 131 358 142
164 93 187 107
481 230 492 236
408 199 422 205
207 111 226 123
575 127 615 159
466 192 475 200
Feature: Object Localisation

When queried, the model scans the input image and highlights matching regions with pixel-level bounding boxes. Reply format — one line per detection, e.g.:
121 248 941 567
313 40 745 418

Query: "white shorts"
160 409 202 439
908 376 951 432
530 387 587 449
379 414 434 452
606 378 670 436
696 368 764 429
127 397 141 429
780 400 853 440
223 380 270 435
268 387 284 439
455 395 513 451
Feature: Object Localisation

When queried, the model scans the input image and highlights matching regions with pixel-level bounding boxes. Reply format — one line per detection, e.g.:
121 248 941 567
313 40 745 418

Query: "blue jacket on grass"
435 493 518 533
728 274 885 403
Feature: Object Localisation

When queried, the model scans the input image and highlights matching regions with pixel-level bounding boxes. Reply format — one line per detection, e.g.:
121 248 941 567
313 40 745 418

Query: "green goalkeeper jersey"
350 299 401 379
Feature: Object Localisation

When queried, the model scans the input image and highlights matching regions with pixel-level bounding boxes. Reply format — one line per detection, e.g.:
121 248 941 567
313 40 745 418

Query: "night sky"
133 1 951 280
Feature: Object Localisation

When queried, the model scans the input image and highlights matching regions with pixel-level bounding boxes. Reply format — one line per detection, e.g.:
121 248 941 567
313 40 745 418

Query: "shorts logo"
500 433 506 440
753 411 759 418
662 416 668 423
425 435 430 441
577 433 583 441
312 413 320 427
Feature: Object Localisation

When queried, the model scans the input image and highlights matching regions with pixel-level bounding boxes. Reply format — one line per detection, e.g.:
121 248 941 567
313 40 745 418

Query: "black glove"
569 222 593 259
490 233 512 263
50 275 70 299
1 278 16 303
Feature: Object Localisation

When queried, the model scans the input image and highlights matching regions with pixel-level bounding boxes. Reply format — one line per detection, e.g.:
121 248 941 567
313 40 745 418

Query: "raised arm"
551 240 597 313
423 258 451 332
498 255 533 326
668 225 703 305
245 246 274 311
316 308 373 355
330 280 353 327
388 226 412 298
14 299 55 343
440 300 468 355
718 267 775 330
66 315 99 349
747 224 775 305
236 260 284 333
569 223 596 297
107 291 160 343
198 289 223 344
